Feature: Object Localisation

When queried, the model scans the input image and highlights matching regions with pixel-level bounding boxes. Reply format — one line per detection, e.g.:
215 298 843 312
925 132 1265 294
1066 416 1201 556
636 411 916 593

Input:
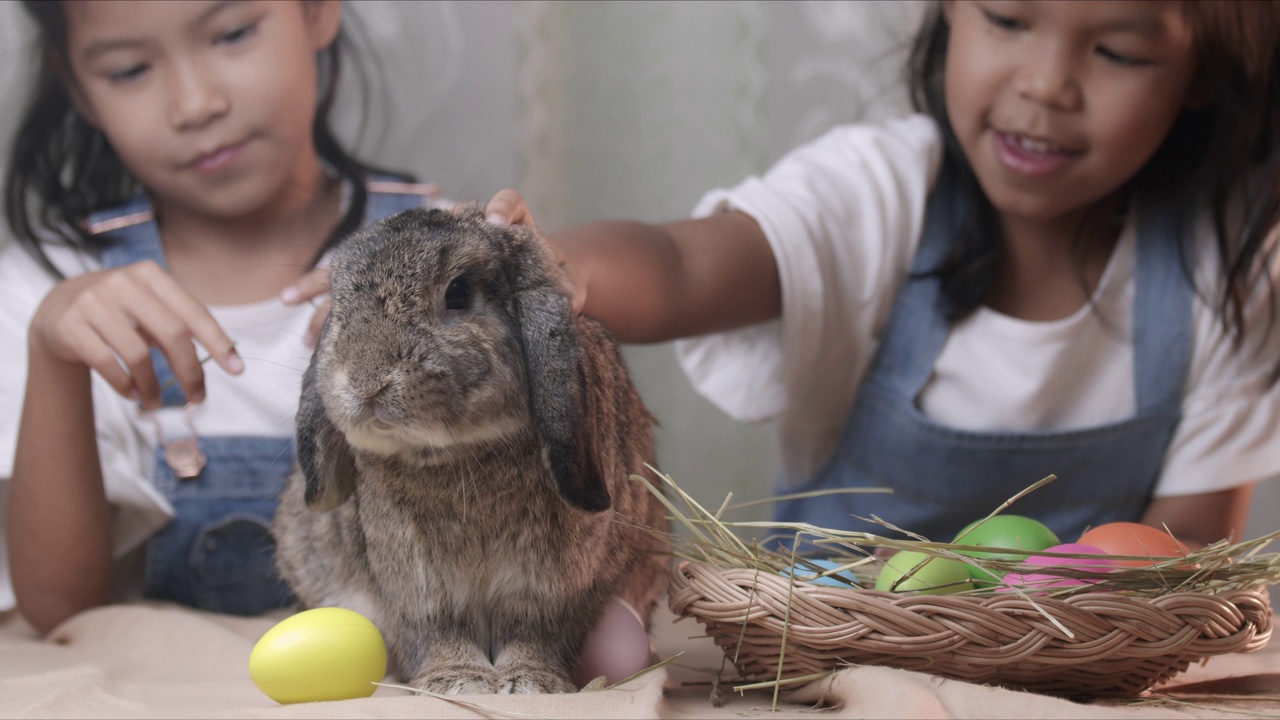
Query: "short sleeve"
675 115 942 430
1155 218 1280 497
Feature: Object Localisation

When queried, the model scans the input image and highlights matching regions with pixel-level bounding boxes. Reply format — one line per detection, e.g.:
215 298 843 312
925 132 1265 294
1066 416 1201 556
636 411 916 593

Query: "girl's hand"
29 260 243 410
484 189 586 314
280 266 331 348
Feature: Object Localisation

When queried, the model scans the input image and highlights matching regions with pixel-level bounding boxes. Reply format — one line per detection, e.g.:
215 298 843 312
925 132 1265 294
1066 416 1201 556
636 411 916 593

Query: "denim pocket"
188 513 295 615
142 436 297 615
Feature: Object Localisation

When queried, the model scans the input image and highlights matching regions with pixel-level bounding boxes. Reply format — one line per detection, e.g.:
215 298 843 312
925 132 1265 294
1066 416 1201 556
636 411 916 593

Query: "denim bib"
91 179 429 614
775 168 1194 543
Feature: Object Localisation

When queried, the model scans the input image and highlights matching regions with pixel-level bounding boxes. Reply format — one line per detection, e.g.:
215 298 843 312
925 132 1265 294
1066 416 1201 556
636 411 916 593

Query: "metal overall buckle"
139 402 207 480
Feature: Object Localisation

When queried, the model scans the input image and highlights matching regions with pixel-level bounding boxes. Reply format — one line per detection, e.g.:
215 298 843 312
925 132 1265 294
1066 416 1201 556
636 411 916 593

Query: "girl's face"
944 1 1199 224
63 0 340 218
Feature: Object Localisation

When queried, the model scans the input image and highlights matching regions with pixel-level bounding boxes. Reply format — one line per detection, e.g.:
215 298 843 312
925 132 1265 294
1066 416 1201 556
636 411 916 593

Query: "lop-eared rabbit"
274 206 669 694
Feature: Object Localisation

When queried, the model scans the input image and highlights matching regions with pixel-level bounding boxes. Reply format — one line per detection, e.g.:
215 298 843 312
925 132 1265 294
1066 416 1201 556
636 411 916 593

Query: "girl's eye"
1096 45 1151 67
217 21 259 46
981 8 1026 31
107 64 149 84
444 277 472 311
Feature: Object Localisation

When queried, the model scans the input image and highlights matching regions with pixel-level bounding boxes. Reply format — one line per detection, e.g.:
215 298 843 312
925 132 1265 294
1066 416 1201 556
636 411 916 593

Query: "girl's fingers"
104 275 207 405
304 297 331 348
87 303 166 407
36 263 240 407
485 189 538 229
280 266 330 305
67 321 140 402
568 272 586 315
483 190 584 313
134 264 242 376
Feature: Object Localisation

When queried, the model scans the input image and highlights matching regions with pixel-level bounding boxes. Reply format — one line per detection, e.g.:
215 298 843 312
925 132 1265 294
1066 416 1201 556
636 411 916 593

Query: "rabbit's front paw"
496 667 577 695
410 664 500 695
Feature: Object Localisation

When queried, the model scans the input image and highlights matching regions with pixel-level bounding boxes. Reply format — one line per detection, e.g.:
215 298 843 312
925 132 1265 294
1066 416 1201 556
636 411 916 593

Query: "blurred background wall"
0 0 1275 541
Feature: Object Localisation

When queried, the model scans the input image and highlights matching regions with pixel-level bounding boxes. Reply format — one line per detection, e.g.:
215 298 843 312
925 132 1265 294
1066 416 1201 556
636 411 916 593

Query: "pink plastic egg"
571 597 653 688
999 543 1116 593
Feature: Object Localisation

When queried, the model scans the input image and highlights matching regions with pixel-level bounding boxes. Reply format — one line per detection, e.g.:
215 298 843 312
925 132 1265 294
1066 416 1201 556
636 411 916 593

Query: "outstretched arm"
485 189 781 344
1140 485 1255 549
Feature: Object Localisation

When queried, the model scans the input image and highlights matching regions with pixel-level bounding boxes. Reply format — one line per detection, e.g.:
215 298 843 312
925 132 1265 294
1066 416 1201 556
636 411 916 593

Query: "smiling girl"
0 0 440 633
487 1 1280 548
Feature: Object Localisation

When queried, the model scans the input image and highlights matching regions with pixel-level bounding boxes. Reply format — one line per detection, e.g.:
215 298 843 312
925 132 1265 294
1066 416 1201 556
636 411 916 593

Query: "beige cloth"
0 602 1276 719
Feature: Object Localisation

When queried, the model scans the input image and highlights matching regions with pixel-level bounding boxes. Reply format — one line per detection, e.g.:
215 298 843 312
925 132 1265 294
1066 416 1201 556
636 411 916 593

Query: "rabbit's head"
296 205 608 513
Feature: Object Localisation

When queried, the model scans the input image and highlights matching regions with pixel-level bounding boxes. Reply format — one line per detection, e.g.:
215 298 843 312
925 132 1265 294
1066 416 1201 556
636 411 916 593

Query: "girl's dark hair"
5 0 408 277
908 1 1280 344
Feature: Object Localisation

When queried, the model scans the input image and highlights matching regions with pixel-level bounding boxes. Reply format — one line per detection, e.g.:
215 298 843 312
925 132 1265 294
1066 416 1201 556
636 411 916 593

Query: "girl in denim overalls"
488 3 1280 551
1 1 439 634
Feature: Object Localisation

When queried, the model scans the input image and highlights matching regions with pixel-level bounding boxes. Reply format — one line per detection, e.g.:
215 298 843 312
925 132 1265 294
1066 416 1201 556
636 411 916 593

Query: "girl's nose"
168 61 229 130
1013 49 1082 111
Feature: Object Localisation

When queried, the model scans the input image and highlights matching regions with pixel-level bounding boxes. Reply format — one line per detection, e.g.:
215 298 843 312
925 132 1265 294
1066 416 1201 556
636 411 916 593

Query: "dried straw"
635 467 1280 598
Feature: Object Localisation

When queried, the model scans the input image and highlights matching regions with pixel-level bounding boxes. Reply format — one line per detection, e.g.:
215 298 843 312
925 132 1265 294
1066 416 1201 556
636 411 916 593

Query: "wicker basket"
669 560 1274 698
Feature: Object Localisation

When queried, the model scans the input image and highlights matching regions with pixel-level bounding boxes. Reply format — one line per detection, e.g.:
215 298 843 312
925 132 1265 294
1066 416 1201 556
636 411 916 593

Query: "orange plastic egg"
1077 522 1192 568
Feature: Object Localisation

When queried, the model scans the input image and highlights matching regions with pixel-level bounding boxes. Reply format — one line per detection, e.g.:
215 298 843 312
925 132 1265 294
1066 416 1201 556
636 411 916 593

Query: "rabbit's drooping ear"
505 242 611 512
296 358 358 512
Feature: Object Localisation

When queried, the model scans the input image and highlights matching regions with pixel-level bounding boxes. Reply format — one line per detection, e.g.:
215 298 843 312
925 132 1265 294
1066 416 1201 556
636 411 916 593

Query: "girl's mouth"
992 130 1081 178
187 139 250 174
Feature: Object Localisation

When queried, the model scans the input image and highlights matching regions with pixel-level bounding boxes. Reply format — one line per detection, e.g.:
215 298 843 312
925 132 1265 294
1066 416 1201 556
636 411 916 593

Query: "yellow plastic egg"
249 607 387 704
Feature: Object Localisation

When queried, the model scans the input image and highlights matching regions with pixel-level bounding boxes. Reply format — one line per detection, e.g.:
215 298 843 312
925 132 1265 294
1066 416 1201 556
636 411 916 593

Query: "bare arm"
486 190 781 343
1139 484 1255 549
7 339 113 634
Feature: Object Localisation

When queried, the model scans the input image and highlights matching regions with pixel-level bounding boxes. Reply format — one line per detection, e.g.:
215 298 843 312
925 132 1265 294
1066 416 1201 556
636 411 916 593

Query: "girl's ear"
304 0 343 51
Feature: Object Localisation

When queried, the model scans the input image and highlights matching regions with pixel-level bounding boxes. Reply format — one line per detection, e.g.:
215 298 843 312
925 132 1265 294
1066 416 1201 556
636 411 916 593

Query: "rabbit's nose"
354 383 395 424
369 398 393 422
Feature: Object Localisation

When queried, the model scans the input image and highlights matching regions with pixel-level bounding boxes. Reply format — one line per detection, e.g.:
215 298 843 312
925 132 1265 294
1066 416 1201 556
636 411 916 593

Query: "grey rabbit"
273 205 670 694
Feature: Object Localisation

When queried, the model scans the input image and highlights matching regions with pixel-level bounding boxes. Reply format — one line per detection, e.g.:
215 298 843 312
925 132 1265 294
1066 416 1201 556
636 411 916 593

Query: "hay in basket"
638 469 1279 701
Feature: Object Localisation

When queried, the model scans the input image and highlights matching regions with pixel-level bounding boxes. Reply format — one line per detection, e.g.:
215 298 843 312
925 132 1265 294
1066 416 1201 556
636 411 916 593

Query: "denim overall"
89 181 430 614
775 170 1194 544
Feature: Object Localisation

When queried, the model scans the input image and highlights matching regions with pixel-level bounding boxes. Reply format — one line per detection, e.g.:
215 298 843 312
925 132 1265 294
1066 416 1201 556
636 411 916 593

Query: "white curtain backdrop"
0 0 1275 539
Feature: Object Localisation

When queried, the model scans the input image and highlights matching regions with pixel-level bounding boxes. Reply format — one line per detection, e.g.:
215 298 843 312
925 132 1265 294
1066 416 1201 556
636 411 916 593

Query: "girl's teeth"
1015 135 1057 153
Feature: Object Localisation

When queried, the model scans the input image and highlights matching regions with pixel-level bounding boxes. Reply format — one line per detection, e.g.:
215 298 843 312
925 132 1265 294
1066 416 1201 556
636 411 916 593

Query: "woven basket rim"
669 559 1274 698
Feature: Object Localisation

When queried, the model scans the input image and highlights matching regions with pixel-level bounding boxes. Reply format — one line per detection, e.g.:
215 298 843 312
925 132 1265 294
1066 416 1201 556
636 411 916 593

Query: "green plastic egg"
953 515 1060 586
875 550 972 594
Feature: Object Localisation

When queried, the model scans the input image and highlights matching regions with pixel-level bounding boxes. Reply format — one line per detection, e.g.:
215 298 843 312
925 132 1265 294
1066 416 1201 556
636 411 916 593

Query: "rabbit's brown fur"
273 206 669 694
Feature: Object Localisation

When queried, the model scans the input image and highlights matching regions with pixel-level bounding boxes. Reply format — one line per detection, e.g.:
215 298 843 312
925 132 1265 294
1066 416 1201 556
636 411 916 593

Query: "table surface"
1 601 1276 719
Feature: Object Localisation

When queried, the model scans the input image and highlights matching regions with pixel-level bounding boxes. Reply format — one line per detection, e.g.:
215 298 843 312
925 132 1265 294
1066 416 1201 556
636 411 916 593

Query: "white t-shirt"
676 113 1280 499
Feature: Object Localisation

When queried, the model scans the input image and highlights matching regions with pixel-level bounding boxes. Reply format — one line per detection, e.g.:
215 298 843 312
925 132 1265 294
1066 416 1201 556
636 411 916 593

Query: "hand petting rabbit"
273 205 670 695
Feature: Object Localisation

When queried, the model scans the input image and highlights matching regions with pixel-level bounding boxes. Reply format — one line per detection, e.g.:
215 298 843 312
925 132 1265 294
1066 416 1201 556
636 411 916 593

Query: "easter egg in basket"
875 550 972 594
953 515 1060 586
1078 522 1194 567
998 542 1117 593
782 559 861 588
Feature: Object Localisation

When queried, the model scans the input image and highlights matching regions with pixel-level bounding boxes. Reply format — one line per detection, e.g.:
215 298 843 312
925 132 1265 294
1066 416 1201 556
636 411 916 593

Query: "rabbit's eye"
444 277 472 310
